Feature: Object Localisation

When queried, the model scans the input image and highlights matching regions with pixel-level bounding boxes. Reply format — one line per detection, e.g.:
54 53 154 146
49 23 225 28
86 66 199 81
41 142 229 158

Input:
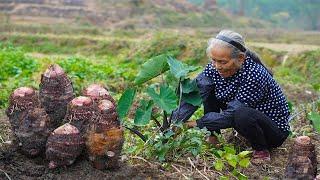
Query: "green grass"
0 28 319 109
274 50 320 91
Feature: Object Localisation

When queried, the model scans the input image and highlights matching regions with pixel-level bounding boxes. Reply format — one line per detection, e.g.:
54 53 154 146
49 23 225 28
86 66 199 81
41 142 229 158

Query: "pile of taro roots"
5 64 124 170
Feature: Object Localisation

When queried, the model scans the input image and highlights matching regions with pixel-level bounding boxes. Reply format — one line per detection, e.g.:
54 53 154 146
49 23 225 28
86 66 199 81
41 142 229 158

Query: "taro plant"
117 54 201 136
117 54 202 156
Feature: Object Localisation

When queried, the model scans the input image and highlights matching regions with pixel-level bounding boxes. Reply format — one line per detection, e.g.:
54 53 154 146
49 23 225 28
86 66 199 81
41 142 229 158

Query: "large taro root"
64 96 96 136
15 108 52 157
86 99 124 170
46 123 84 169
39 64 74 127
82 84 116 104
6 87 40 133
285 136 317 179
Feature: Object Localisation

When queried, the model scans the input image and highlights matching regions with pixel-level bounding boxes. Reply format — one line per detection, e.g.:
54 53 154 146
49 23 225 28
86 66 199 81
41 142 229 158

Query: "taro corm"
64 96 96 136
39 64 74 127
6 87 52 157
6 87 40 132
82 84 115 104
285 136 317 179
86 96 124 170
5 68 125 170
46 123 84 169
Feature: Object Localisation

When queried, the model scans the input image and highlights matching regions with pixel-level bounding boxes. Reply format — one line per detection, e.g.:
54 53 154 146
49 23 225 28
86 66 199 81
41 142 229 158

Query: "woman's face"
210 46 244 78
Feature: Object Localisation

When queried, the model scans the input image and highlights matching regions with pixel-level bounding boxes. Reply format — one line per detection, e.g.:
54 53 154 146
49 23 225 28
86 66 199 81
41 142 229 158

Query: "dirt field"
1 107 320 179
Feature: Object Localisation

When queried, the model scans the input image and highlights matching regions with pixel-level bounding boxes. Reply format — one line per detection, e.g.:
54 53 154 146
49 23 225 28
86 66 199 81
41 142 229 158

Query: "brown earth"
1 106 320 179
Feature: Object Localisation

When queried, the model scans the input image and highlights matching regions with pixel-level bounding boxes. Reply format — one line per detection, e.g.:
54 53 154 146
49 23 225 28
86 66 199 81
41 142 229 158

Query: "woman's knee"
234 106 257 127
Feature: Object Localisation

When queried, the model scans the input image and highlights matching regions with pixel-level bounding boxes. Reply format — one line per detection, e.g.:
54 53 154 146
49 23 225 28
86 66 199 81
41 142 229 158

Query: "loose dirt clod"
39 64 74 127
64 96 96 136
285 136 317 179
46 123 84 169
86 99 124 170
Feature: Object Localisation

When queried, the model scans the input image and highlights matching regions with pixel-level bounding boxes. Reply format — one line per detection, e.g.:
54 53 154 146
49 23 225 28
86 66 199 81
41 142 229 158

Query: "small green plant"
212 139 251 180
307 100 320 133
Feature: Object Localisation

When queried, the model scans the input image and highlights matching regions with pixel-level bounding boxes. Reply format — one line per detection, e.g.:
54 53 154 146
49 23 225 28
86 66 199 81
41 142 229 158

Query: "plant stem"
162 110 169 130
151 115 163 131
177 77 183 115
124 125 147 142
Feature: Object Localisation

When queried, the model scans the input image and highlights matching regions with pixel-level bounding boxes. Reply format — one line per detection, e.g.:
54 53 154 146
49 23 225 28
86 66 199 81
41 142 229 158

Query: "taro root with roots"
82 84 115 104
285 136 317 179
39 64 74 127
64 96 96 136
6 87 52 157
46 123 84 169
86 99 124 170
6 87 40 132
15 108 52 157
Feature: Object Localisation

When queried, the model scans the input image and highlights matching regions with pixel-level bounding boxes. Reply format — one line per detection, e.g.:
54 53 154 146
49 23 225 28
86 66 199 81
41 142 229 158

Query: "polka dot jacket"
203 56 290 132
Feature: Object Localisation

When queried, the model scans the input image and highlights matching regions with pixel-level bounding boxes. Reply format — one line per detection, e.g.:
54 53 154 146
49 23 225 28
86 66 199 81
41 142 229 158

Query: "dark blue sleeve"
196 99 248 130
171 72 216 123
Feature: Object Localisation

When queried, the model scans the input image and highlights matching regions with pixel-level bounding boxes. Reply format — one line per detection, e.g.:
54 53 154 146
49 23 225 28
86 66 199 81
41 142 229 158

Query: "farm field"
0 23 320 179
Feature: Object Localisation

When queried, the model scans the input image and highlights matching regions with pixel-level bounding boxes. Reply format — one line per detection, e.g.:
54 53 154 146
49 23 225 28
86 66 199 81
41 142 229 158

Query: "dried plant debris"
285 136 317 179
86 99 123 170
82 84 116 104
39 64 74 127
64 96 96 136
46 123 85 169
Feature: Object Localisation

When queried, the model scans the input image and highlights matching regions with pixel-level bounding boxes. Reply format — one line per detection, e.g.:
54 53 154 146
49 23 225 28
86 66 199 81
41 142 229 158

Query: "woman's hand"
185 121 197 128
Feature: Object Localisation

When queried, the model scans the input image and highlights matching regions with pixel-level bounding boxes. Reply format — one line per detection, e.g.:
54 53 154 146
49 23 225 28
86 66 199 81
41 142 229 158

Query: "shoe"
251 150 271 165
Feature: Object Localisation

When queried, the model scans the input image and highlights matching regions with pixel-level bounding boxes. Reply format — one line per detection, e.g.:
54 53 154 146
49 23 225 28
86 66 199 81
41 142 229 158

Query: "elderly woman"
172 30 290 164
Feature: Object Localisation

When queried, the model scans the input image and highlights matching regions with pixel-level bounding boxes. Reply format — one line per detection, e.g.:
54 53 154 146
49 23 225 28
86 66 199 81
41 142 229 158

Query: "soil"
0 110 163 180
0 148 162 180
1 108 320 179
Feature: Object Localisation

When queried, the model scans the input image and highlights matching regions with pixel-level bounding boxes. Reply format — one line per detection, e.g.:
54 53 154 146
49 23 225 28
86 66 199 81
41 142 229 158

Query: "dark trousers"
199 92 289 150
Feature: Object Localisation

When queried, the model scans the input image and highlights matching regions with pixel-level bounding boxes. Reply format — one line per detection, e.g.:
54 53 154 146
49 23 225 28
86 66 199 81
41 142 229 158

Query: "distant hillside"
217 0 320 31
0 0 267 29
